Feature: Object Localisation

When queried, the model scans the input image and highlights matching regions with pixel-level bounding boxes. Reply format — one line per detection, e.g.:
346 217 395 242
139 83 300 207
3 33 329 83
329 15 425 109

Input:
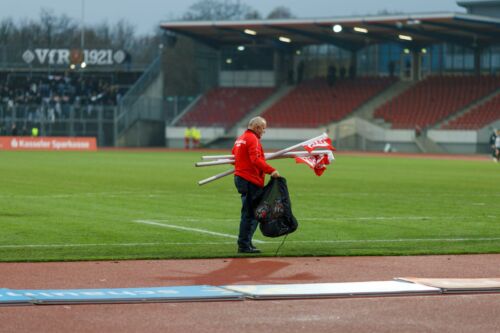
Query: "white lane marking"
286 237 500 243
0 242 234 249
297 215 497 221
149 216 497 222
1 237 499 249
134 219 266 244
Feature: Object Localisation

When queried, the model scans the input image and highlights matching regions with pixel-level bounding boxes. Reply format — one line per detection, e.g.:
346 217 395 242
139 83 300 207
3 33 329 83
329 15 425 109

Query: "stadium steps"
116 55 165 147
415 136 444 153
176 87 274 129
226 85 294 136
350 80 416 128
202 86 294 148
169 95 203 126
437 88 500 129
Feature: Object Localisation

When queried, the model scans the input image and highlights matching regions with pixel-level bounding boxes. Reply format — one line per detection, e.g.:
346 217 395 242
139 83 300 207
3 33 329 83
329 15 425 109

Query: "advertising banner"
0 137 97 151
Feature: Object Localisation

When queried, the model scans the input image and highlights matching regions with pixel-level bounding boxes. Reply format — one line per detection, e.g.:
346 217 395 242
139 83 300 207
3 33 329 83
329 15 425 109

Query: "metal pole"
197 133 328 186
81 0 85 51
198 150 335 163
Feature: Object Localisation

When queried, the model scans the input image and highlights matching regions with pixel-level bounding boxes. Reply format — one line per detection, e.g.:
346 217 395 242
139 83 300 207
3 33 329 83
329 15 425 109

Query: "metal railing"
0 103 117 146
116 55 163 140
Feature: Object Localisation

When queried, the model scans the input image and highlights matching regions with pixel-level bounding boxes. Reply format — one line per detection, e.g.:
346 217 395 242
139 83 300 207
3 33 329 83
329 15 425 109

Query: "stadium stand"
0 72 126 106
261 77 397 128
177 87 274 129
442 93 500 129
0 72 137 122
374 75 500 129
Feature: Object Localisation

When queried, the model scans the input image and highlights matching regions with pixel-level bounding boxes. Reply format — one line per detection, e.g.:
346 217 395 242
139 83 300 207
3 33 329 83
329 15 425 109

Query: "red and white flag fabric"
303 137 335 153
295 152 333 176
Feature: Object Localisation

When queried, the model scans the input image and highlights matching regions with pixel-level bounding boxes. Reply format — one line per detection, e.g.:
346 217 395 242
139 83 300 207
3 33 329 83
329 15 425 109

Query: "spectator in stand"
297 61 304 84
11 123 17 136
388 61 396 77
327 65 337 87
349 63 356 79
192 127 201 148
339 66 346 79
415 125 422 138
489 128 497 161
495 130 500 163
184 126 192 149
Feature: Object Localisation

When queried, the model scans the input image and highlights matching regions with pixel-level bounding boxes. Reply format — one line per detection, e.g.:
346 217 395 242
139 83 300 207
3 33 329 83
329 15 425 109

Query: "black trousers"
234 176 262 249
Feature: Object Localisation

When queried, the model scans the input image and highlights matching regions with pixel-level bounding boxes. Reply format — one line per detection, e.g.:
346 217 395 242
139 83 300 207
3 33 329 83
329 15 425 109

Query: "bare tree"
267 6 295 19
245 10 262 20
183 0 258 20
0 18 16 45
110 19 136 49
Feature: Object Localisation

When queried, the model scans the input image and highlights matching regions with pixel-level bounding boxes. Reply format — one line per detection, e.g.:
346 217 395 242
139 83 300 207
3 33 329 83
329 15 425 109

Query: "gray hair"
248 116 266 129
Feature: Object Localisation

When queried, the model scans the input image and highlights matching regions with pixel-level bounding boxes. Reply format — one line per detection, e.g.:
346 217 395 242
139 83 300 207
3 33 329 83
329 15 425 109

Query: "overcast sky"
0 0 465 36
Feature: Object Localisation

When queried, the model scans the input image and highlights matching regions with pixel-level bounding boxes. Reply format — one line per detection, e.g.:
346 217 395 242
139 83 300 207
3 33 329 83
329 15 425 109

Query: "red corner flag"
303 137 335 153
295 153 333 176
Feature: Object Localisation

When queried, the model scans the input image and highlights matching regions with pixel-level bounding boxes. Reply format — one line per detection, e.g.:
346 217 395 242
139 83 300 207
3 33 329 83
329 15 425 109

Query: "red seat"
178 87 274 128
374 75 500 129
263 77 396 128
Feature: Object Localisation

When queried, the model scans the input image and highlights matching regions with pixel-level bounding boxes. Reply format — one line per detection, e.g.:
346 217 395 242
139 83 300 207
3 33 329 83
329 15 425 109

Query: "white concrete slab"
222 281 441 299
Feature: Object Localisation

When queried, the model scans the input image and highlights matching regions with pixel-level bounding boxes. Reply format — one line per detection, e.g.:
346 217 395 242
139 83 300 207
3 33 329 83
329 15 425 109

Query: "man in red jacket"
232 116 280 253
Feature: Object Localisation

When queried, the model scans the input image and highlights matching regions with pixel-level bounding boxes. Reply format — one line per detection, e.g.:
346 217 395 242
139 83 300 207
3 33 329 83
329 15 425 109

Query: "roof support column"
350 50 357 78
412 50 422 81
474 47 481 76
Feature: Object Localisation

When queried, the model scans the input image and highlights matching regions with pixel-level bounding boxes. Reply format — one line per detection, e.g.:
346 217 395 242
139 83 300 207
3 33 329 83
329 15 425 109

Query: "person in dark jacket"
232 116 280 253
489 128 497 161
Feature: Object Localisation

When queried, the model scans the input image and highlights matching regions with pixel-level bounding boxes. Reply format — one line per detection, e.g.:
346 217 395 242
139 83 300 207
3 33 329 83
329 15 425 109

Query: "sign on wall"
22 48 127 66
0 137 97 151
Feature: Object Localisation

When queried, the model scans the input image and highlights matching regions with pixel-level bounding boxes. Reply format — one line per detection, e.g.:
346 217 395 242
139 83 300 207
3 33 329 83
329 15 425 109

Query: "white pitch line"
134 219 266 244
0 242 235 249
285 237 500 243
1 237 499 249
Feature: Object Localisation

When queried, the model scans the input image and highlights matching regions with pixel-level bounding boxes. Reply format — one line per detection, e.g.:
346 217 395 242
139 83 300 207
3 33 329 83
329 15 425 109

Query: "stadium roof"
160 12 500 51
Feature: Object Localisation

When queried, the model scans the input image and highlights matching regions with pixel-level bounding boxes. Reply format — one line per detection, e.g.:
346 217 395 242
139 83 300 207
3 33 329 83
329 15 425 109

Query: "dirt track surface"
1 254 499 333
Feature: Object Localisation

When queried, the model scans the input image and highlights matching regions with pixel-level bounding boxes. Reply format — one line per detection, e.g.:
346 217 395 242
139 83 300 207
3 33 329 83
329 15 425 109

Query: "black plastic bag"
254 177 298 238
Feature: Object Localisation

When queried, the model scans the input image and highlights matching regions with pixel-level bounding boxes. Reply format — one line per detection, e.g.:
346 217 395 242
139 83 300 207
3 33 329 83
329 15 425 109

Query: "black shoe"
238 247 261 254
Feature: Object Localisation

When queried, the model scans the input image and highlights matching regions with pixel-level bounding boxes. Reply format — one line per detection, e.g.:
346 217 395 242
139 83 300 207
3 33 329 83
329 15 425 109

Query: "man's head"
248 116 267 138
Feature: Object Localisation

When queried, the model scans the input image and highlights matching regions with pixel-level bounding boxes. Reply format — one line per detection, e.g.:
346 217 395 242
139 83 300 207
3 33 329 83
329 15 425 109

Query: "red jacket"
232 129 275 187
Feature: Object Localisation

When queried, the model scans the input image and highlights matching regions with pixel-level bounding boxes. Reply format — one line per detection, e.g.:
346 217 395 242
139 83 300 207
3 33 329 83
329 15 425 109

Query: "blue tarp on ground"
0 288 34 305
2 285 243 304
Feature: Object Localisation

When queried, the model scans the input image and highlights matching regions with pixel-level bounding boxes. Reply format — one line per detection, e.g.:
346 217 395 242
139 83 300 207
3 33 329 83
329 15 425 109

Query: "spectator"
192 126 201 148
489 128 497 161
11 123 17 136
349 63 356 79
495 130 500 163
297 61 304 84
388 61 396 77
415 125 422 138
339 66 346 79
184 126 192 149
327 65 337 87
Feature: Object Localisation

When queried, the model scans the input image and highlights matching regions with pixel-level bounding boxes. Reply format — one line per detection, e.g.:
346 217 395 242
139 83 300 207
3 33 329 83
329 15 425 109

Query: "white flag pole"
196 150 334 167
200 149 333 161
198 169 235 186
197 133 328 186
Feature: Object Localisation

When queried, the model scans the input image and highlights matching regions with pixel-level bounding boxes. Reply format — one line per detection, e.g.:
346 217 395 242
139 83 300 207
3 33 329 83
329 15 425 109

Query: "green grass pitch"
0 150 499 262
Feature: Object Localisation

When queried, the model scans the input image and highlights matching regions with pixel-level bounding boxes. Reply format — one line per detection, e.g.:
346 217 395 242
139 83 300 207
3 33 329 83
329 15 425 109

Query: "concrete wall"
219 71 275 87
166 118 493 154
165 126 225 148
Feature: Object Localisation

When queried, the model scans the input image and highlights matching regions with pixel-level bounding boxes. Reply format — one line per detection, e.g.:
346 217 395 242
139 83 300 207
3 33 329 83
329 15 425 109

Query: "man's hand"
271 170 280 178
